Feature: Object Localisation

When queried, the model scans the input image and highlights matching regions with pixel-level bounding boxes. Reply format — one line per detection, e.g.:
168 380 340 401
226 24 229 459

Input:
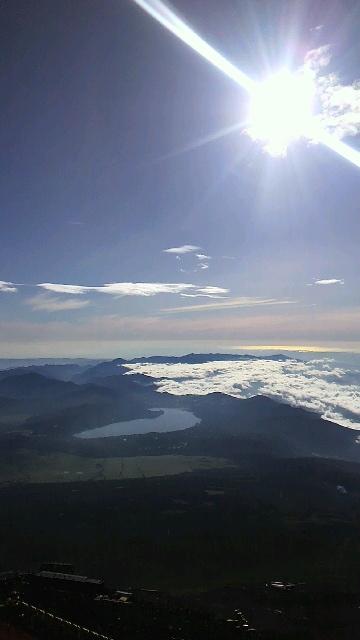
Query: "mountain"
0 373 78 399
0 358 101 370
72 358 128 383
0 363 93 383
127 352 291 364
0 354 358 464
188 393 359 461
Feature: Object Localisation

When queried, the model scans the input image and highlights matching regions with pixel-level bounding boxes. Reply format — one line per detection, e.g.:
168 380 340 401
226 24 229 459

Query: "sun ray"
154 121 247 163
316 131 360 169
132 0 360 171
132 0 255 93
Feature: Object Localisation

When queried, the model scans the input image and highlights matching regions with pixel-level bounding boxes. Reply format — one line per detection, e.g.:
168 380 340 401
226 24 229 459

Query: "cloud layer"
125 358 360 429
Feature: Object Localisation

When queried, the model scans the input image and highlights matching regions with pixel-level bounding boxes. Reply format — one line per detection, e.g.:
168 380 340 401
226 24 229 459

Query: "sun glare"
248 70 316 156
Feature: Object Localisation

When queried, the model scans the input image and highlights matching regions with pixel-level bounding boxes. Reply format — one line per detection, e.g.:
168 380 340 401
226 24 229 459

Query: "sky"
1 0 360 358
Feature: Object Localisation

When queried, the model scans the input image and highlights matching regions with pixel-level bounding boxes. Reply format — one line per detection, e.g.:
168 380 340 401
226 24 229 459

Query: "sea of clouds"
126 357 360 430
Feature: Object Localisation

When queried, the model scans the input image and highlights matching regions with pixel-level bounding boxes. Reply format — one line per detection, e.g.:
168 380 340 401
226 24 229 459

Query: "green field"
0 451 234 484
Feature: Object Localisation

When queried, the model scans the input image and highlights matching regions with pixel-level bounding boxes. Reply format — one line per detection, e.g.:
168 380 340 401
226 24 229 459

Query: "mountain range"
0 354 358 467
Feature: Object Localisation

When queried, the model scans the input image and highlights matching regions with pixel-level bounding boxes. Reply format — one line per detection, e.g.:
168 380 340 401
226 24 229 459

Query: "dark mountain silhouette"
0 373 78 399
187 393 359 461
127 352 291 364
72 358 128 383
0 363 91 382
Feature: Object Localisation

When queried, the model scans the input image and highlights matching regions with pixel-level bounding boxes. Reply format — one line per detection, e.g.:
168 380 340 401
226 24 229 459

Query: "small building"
32 571 104 595
40 562 75 574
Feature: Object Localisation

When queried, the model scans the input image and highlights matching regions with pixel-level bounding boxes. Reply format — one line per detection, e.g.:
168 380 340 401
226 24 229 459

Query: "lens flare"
247 69 316 156
132 0 360 170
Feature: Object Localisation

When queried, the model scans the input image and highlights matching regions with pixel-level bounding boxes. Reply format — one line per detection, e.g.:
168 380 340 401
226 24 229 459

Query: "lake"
75 408 199 439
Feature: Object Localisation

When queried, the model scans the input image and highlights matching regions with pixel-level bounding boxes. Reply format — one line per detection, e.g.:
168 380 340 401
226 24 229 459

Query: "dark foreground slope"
1 459 360 639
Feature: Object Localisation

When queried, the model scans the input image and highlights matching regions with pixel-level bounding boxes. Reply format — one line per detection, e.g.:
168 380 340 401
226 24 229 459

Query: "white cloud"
304 45 360 140
163 245 201 254
99 283 196 296
310 24 324 33
180 293 227 299
0 280 17 293
162 297 296 314
198 286 229 294
304 44 332 71
164 246 212 273
26 294 90 312
125 358 360 429
37 281 229 299
315 278 344 285
38 283 90 295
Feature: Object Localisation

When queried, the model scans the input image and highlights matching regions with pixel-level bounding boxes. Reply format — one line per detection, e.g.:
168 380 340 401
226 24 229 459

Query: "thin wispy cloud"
162 296 296 313
315 278 344 285
164 244 212 272
163 245 201 254
26 294 90 312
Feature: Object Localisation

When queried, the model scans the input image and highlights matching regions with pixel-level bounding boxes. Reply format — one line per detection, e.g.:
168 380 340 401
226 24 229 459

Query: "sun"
247 69 316 156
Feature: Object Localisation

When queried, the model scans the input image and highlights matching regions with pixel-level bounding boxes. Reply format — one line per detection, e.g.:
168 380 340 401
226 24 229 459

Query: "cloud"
162 297 296 314
304 44 332 71
180 294 227 299
164 246 212 272
0 280 17 293
98 283 195 297
38 283 90 295
26 294 90 312
125 358 360 429
197 286 229 295
315 278 344 285
163 245 201 254
310 24 324 33
37 281 229 299
304 45 360 140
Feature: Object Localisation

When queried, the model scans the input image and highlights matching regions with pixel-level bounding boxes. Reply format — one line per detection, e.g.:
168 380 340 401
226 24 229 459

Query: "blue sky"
1 0 360 357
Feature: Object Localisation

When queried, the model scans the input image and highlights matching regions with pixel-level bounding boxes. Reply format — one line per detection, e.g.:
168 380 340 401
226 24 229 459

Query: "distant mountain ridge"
0 353 293 384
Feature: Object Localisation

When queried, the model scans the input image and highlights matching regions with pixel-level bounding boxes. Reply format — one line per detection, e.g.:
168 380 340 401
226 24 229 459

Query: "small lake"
75 408 199 439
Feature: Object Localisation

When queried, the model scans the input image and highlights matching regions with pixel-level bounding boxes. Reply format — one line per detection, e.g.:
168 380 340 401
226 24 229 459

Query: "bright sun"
248 69 316 156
